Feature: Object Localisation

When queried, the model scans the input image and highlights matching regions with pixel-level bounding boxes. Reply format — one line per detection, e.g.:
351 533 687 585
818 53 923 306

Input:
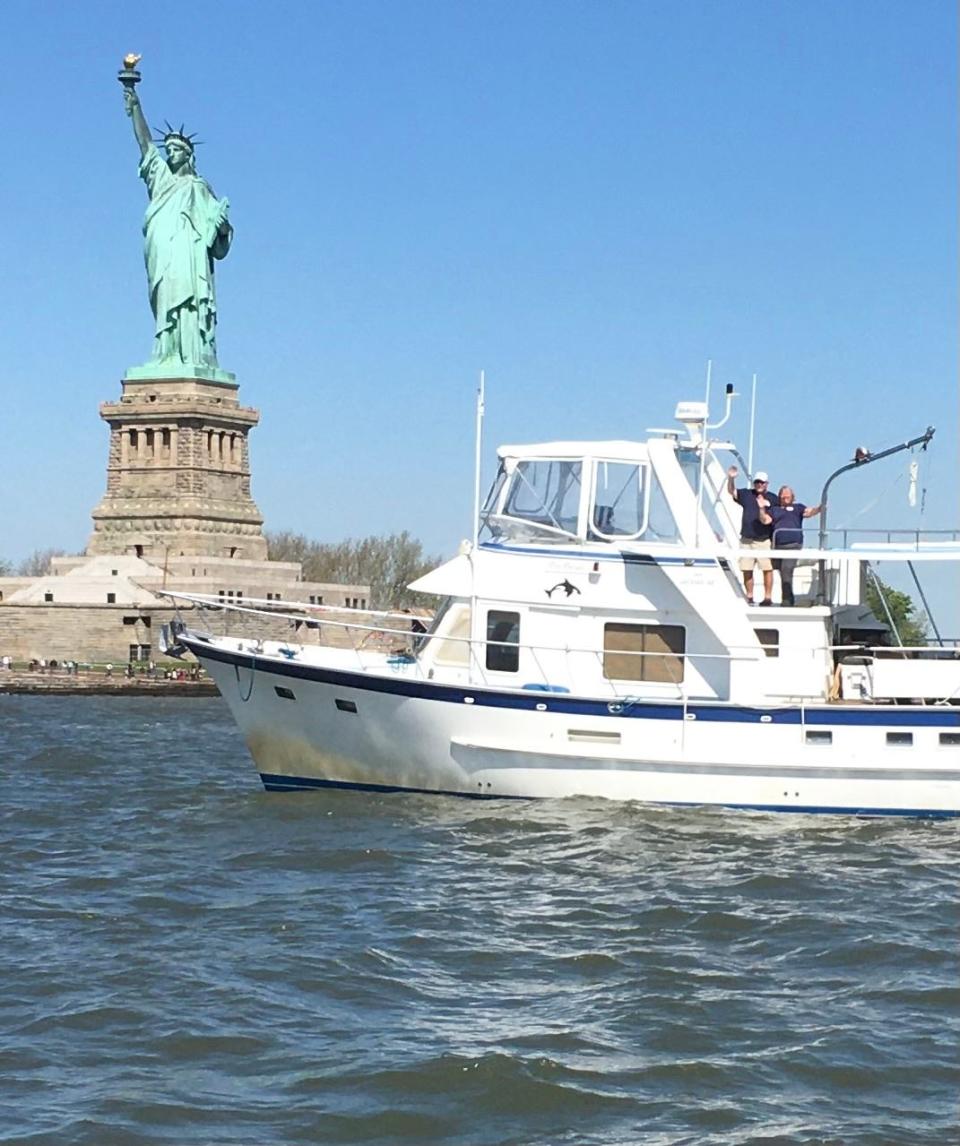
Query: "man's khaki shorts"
739 538 772 572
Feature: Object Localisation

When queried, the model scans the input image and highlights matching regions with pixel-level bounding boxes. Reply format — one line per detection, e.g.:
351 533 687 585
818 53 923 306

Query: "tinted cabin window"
603 623 685 683
486 611 520 673
755 628 780 658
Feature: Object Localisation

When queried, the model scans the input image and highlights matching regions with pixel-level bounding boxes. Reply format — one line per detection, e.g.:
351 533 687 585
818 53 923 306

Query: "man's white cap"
753 471 769 482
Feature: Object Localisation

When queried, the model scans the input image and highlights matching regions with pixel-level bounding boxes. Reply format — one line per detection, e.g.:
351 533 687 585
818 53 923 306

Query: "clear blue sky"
2 2 957 623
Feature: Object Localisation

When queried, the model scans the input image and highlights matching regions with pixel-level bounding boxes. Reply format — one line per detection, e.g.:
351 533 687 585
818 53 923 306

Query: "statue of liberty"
119 57 232 375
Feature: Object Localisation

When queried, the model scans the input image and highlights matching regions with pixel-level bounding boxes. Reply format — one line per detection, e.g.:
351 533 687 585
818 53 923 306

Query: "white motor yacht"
162 396 960 817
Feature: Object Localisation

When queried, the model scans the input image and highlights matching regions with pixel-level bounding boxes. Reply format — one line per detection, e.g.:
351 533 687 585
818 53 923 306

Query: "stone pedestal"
87 373 268 561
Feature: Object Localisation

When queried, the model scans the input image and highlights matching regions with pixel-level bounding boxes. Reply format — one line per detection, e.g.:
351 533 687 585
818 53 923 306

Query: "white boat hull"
189 638 960 817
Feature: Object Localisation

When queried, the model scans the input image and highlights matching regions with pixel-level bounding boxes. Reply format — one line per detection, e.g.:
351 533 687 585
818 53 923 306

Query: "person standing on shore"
726 466 780 605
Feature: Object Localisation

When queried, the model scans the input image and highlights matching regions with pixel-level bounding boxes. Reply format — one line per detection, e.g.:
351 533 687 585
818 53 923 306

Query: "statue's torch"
118 53 142 91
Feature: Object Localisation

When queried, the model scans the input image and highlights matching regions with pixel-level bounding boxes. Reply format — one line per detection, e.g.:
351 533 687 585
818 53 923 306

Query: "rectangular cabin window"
886 732 913 747
603 623 685 683
486 610 520 673
806 730 832 745
939 732 960 746
755 628 780 658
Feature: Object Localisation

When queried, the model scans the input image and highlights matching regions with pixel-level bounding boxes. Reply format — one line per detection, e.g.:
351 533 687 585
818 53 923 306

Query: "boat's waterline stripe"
259 773 526 800
186 638 960 729
257 773 958 818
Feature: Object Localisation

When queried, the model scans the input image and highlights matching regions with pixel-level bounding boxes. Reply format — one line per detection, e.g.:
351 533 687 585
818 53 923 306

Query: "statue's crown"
154 120 202 153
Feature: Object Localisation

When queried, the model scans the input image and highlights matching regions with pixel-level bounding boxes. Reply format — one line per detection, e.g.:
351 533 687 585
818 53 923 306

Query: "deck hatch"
335 698 358 713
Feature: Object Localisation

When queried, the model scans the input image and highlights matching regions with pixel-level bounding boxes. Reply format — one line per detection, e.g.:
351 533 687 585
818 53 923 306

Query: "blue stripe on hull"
258 773 958 818
187 638 960 729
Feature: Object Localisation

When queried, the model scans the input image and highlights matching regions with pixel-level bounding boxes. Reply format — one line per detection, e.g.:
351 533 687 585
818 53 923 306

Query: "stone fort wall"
0 601 408 666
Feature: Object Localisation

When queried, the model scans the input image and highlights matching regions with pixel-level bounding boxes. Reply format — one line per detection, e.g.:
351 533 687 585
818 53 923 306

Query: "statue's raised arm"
117 54 233 378
119 54 150 156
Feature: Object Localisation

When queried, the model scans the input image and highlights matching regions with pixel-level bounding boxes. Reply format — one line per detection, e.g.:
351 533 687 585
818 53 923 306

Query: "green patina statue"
119 56 233 379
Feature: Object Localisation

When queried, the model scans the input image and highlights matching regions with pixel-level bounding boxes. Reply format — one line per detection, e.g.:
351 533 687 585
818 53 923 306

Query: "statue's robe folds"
139 143 232 368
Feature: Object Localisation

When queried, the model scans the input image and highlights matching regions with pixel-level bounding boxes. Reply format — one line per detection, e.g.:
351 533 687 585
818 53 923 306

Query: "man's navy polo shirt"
737 488 779 541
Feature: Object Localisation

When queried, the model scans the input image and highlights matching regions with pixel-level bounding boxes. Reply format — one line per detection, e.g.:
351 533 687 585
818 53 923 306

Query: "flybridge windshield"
482 459 582 539
504 459 582 535
592 460 646 537
480 456 657 543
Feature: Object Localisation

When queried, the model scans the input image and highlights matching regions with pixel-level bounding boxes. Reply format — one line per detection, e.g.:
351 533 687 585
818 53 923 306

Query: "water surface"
1 696 957 1145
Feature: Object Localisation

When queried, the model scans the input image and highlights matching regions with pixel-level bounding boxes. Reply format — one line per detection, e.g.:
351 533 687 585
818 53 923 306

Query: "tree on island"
0 549 70 578
17 549 68 577
864 573 928 647
266 530 442 610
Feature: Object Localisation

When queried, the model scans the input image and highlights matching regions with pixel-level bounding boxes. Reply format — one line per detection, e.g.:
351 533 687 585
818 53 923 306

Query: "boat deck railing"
162 592 960 707
819 527 960 550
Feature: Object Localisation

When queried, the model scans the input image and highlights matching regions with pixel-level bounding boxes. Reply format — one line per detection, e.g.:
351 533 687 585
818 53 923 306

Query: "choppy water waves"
1 696 957 1144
